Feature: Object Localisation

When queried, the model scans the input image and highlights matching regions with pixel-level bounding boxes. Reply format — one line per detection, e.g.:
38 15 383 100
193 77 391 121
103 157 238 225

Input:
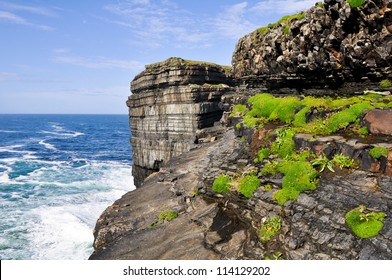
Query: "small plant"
212 174 231 194
264 184 273 191
347 0 365 8
239 175 261 198
271 128 296 158
311 154 335 173
369 147 389 159
379 79 392 89
259 216 281 242
331 154 355 169
158 210 178 222
345 205 385 238
235 122 242 129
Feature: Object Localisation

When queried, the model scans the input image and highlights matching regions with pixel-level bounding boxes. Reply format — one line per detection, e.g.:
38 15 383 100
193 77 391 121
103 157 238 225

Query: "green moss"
271 128 296 158
212 174 231 194
369 147 389 160
326 102 373 133
257 26 268 36
283 26 290 35
269 97 302 123
158 210 178 222
230 104 248 117
262 160 279 176
379 79 392 88
235 122 242 129
239 175 261 198
293 107 309 127
259 216 281 242
345 206 385 238
273 156 318 205
243 115 262 127
347 0 366 8
255 148 271 163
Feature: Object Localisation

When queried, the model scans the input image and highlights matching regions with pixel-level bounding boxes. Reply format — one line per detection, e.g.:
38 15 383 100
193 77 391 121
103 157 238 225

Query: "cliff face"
127 58 233 187
232 0 392 94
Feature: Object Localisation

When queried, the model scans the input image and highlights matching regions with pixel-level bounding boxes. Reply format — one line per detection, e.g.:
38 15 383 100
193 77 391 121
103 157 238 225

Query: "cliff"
232 0 392 94
127 58 233 187
90 0 392 260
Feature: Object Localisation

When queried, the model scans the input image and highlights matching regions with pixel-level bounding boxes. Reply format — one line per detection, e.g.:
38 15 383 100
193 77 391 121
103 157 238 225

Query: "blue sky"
0 0 317 114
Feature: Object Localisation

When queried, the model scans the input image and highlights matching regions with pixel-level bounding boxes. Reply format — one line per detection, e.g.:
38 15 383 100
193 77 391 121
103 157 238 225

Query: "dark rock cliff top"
232 0 392 93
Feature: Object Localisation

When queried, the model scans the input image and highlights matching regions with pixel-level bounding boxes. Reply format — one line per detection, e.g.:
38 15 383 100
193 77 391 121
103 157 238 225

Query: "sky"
0 0 318 114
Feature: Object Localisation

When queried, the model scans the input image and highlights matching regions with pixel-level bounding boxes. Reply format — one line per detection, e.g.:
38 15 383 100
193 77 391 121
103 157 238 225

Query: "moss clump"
259 216 281 242
239 175 261 198
345 206 385 238
369 147 389 159
380 79 392 89
347 0 366 8
269 97 302 123
212 174 231 194
273 159 318 205
326 102 373 133
158 210 178 222
255 148 271 163
230 104 248 117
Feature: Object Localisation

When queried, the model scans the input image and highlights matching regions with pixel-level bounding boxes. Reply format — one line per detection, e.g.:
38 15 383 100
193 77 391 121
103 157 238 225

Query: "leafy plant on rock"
379 79 392 89
347 0 366 8
311 154 335 173
331 153 355 169
345 205 385 238
259 216 281 243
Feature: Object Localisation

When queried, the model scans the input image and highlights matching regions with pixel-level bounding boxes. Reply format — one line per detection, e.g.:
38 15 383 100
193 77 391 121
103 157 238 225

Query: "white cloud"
103 0 212 48
214 2 259 39
0 1 55 30
0 1 56 17
252 0 317 15
52 54 144 71
0 72 20 82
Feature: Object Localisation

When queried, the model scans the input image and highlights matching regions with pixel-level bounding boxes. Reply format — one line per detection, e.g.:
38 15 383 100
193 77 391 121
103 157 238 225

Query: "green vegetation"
259 216 281 242
264 252 284 260
255 148 271 163
331 153 355 169
212 174 231 194
347 0 366 8
253 12 305 37
158 210 178 222
369 147 389 159
379 79 392 89
271 128 296 158
239 175 261 198
345 205 385 238
230 104 248 117
311 154 335 173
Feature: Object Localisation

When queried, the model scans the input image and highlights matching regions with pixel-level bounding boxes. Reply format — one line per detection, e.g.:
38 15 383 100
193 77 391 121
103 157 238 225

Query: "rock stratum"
232 0 392 94
127 58 233 187
90 0 392 260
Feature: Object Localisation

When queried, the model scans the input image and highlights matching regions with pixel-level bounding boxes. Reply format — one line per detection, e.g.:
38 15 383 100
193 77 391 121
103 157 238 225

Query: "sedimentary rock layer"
232 0 392 94
127 58 233 187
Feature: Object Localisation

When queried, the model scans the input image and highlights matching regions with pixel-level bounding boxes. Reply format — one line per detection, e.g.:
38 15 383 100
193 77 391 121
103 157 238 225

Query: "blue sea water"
0 115 134 260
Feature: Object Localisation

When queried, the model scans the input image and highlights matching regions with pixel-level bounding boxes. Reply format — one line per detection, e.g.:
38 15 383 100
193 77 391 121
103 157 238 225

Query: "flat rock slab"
363 109 392 136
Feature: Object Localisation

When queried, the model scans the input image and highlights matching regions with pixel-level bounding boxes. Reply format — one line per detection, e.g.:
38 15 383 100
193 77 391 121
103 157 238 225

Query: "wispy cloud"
214 2 258 39
0 1 55 30
251 0 317 15
102 0 212 48
0 1 56 17
0 71 20 82
52 54 144 71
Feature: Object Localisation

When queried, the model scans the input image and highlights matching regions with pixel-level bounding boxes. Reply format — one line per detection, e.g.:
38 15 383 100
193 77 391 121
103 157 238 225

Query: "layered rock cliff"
127 58 233 187
232 0 392 94
90 0 392 260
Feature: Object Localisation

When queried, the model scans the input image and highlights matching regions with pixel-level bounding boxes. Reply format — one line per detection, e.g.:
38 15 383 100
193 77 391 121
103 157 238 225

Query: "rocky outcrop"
90 128 392 260
127 58 233 187
232 0 392 94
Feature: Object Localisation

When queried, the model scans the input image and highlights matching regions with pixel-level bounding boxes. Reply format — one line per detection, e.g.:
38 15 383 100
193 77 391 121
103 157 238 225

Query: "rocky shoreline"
90 0 392 260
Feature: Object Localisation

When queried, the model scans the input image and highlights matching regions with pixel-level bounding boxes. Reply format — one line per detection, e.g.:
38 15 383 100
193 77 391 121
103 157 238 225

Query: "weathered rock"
362 109 392 136
127 58 234 187
232 0 392 94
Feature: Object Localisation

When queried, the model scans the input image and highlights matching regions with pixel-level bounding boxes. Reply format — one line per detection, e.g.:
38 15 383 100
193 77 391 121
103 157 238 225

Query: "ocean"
0 114 134 260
